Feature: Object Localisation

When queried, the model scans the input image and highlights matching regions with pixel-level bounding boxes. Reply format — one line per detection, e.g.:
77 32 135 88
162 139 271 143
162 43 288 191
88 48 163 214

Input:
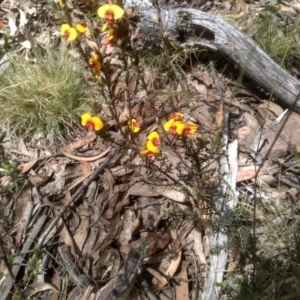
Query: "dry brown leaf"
81 286 95 300
15 187 33 245
79 160 92 176
82 226 98 256
92 214 122 252
21 158 38 174
192 82 207 95
236 0 248 15
49 269 61 300
23 282 58 298
146 267 166 284
152 250 182 292
118 209 133 246
110 165 136 177
58 134 96 153
129 183 188 202
279 4 296 14
61 146 111 162
238 112 261 148
18 139 38 158
85 27 100 51
0 20 3 29
104 189 130 219
120 232 171 256
174 220 196 250
192 70 213 86
175 266 189 300
191 228 207 264
214 100 224 130
237 166 268 182
73 215 89 252
56 217 77 256
128 75 137 98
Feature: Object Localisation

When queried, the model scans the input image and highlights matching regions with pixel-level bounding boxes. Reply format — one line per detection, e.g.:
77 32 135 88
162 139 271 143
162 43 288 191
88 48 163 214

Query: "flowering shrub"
58 2 198 155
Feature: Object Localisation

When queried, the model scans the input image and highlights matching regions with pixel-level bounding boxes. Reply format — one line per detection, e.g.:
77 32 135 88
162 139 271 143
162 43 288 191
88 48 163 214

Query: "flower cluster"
140 132 161 157
81 113 104 131
163 112 198 136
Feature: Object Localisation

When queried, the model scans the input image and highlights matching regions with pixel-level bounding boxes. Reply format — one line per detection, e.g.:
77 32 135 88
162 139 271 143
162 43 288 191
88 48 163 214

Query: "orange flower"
98 4 124 21
127 119 140 133
81 113 104 131
140 131 161 156
61 24 77 41
76 22 87 34
89 55 101 79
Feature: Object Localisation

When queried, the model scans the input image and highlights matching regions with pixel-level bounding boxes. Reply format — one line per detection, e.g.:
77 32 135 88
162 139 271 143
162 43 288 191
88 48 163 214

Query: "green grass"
0 50 91 144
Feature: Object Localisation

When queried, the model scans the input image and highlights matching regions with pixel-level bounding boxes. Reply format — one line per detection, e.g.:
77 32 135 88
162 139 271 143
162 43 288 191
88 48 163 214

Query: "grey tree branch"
126 0 300 113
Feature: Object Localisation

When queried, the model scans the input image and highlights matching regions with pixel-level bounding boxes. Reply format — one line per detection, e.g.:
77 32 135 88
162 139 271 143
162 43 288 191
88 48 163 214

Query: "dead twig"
0 238 24 298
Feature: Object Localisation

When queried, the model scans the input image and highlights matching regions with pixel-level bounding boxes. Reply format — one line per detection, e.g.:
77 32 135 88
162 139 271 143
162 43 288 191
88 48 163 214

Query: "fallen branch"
126 0 300 113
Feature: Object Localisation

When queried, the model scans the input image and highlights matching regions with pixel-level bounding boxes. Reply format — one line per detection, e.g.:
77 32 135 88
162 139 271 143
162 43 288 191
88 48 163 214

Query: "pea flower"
98 4 125 21
76 22 87 34
163 119 197 136
61 24 77 41
127 119 140 133
89 55 101 79
163 119 177 135
81 113 104 131
140 131 161 156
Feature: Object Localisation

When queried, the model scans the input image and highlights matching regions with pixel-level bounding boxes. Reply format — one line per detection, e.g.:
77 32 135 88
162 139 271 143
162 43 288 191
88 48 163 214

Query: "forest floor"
1 0 300 299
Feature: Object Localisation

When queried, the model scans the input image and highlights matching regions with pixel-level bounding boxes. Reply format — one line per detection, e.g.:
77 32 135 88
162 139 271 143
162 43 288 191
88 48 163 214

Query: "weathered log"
127 0 300 113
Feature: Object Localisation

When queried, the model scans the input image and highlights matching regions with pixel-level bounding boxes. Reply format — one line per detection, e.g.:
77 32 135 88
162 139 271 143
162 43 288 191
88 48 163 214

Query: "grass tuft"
0 50 91 144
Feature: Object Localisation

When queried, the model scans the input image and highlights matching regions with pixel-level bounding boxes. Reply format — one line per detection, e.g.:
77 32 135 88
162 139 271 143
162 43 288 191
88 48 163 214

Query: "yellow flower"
61 24 77 41
163 120 198 136
127 119 140 133
181 121 198 135
140 131 161 156
163 119 177 134
81 113 104 131
76 22 87 34
97 4 124 21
